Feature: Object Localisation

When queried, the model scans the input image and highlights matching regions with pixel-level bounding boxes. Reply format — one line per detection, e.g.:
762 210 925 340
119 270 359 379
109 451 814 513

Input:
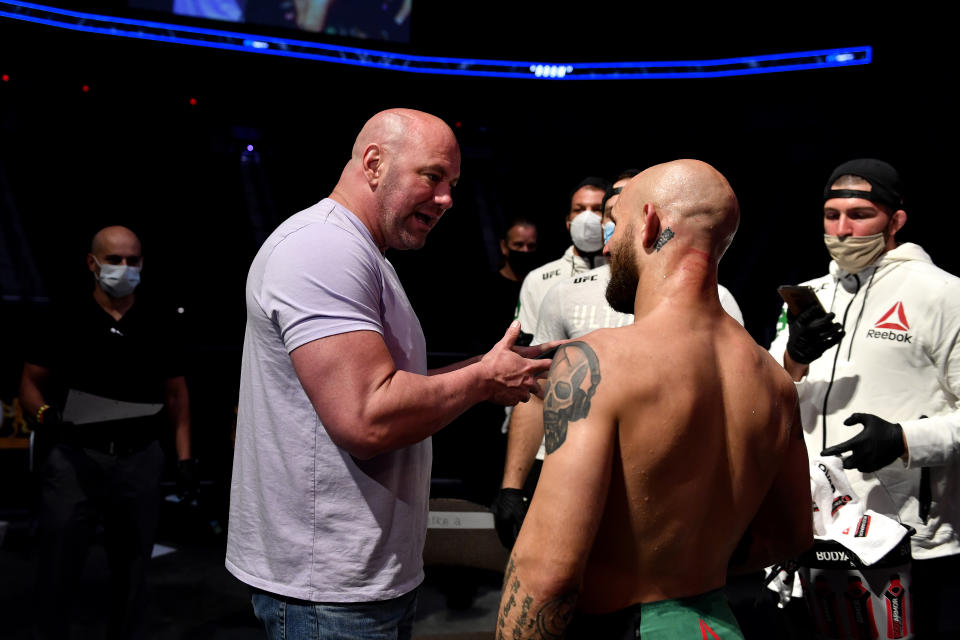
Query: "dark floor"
0 500 813 640
0 501 506 640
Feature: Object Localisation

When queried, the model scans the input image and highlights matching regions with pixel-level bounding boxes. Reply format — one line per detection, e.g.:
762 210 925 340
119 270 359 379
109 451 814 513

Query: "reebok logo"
866 301 913 343
875 301 909 331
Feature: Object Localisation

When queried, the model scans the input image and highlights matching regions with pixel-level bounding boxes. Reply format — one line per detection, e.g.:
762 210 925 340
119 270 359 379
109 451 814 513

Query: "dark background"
1 3 957 505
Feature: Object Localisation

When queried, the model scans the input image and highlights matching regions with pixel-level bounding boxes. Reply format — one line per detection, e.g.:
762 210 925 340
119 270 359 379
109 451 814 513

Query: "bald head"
91 226 141 258
351 108 458 163
619 159 739 260
605 161 739 314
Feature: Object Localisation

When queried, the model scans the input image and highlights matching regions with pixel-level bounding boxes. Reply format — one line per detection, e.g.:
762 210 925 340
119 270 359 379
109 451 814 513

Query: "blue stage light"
0 1 872 80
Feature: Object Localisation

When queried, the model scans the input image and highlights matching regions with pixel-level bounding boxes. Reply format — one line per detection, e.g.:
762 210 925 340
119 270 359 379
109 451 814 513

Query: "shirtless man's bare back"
495 160 813 639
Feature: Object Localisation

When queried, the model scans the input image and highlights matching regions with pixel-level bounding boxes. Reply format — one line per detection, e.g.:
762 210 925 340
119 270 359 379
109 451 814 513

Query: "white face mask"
823 233 886 274
570 210 604 253
94 257 141 297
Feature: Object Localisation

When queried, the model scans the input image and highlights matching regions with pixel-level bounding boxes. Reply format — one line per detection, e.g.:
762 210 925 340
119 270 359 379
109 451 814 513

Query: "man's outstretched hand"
481 322 554 405
821 413 905 473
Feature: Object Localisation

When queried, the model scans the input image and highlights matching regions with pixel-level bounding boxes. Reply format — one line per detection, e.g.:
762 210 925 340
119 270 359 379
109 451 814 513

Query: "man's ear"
86 254 98 273
361 143 383 186
500 239 508 257
890 209 907 237
639 203 661 251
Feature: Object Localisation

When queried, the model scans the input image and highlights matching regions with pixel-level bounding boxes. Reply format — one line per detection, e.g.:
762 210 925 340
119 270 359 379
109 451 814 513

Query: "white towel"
809 456 907 566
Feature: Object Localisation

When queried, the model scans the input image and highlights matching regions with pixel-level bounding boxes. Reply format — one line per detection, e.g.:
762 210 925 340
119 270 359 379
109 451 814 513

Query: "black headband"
824 189 892 206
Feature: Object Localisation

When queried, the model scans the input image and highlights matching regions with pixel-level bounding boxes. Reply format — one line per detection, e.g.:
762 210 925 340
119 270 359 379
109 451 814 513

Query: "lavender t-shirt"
226 199 431 602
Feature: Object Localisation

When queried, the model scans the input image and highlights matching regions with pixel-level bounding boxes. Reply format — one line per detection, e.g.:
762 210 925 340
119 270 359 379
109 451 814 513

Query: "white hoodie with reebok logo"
769 242 960 560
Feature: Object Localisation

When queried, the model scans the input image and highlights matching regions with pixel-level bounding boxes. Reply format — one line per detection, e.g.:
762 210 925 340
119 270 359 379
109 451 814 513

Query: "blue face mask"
94 257 141 298
603 221 616 246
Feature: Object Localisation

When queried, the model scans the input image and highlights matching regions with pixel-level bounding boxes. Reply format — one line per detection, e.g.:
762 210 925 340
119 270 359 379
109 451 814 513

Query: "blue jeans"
251 587 418 640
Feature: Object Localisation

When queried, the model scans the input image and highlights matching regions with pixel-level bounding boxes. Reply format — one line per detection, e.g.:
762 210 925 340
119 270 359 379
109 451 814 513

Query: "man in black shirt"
477 217 539 351
19 225 195 639
442 218 540 507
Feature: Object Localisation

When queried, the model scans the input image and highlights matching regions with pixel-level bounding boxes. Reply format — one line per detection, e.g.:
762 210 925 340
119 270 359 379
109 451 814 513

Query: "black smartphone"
777 285 825 317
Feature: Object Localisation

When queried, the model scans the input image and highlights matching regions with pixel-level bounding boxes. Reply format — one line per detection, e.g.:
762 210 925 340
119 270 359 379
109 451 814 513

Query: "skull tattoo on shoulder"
543 342 602 454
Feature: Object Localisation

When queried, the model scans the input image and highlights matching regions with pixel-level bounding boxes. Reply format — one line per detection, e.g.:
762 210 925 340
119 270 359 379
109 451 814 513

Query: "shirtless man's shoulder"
541 336 611 455
543 325 658 441
579 313 773 394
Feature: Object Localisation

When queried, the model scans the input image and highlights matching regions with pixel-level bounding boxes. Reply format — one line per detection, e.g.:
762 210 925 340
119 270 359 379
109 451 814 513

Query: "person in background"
769 158 960 638
499 217 539 283
514 176 610 344
444 216 541 510
470 217 539 355
20 224 196 639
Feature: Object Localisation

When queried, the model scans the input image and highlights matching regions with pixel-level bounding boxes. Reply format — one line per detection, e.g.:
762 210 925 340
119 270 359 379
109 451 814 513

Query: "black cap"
823 158 904 211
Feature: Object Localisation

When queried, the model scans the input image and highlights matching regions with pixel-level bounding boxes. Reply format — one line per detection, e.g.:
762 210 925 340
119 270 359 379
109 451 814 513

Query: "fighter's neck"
632 251 720 318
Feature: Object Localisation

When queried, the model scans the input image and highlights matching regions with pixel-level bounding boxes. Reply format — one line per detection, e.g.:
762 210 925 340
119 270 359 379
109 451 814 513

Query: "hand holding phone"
777 285 825 318
778 285 843 364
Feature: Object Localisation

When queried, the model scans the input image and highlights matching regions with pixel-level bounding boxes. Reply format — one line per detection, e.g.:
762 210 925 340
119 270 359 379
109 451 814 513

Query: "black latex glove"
490 488 529 550
176 458 200 505
821 413 905 473
786 306 844 365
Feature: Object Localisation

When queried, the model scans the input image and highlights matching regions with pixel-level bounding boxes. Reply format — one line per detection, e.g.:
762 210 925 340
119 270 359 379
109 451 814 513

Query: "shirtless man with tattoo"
495 160 813 639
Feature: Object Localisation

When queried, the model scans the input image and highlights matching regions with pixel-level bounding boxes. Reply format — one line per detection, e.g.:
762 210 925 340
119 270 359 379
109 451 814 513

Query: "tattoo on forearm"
654 227 675 252
498 558 519 637
536 591 578 639
543 342 601 454
516 595 534 637
497 555 579 639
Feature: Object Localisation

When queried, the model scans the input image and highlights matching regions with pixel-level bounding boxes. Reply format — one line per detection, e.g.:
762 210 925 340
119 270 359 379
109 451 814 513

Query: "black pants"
33 440 164 640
